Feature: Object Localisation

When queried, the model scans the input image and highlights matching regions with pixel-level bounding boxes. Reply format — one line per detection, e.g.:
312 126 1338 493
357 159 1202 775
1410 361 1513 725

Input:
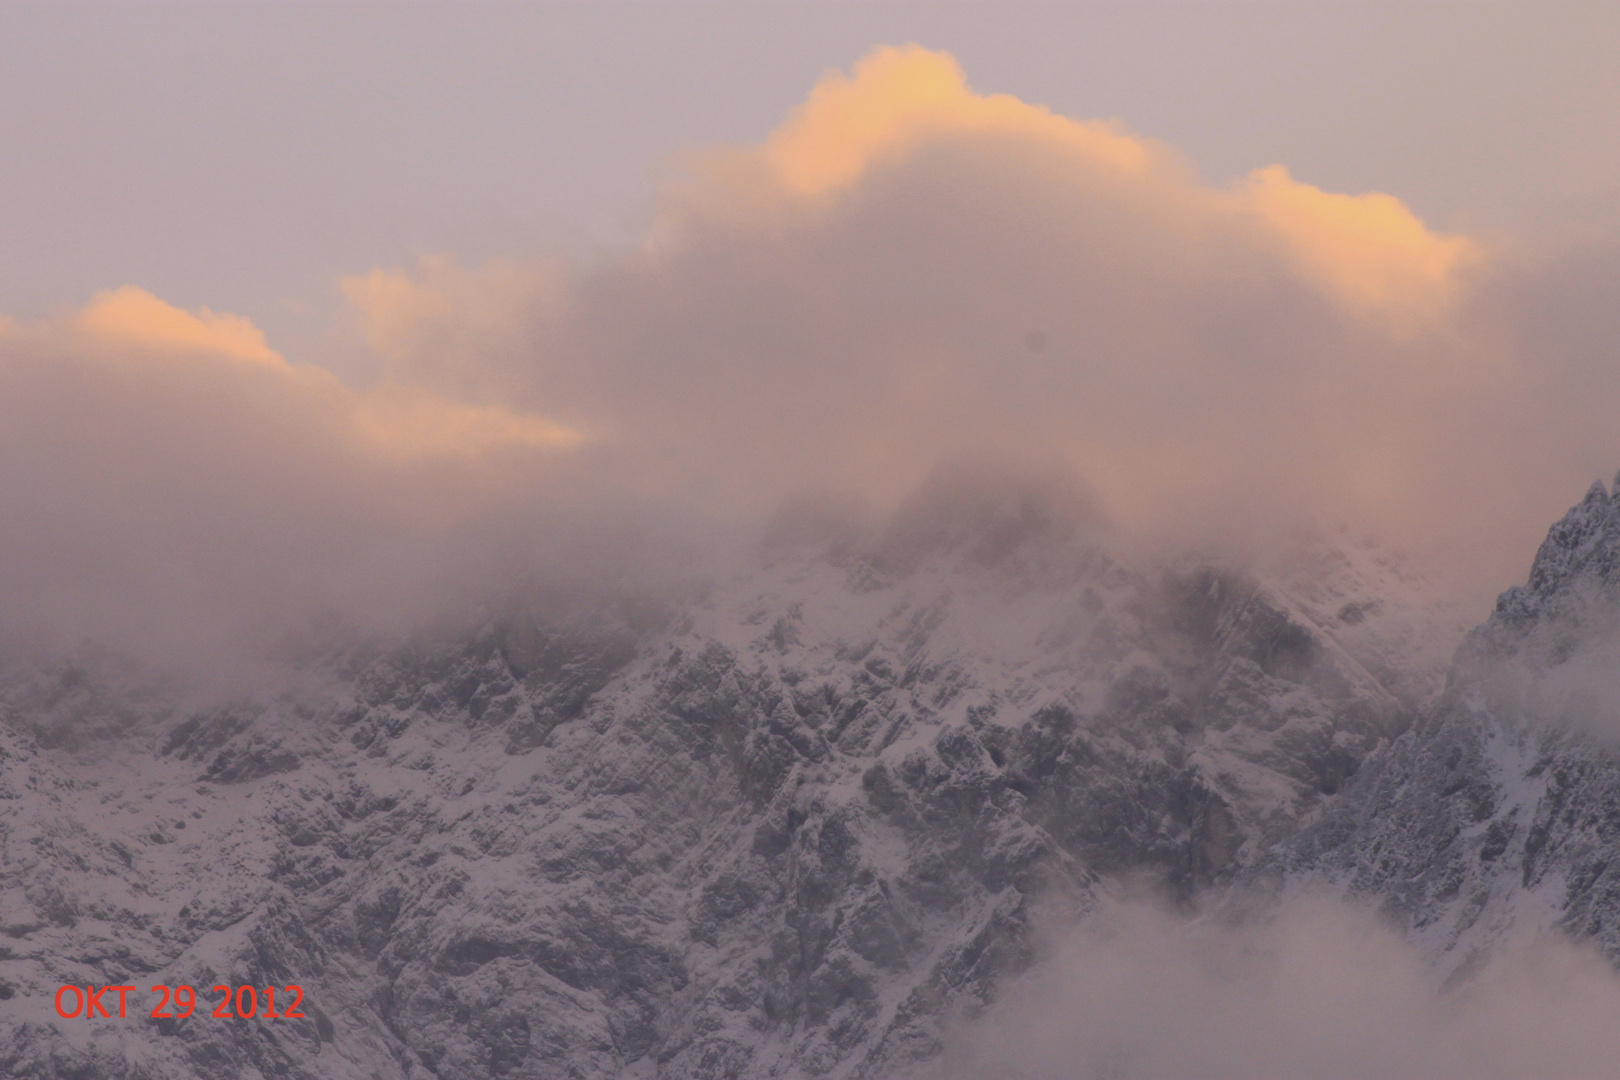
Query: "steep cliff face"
0 479 1456 1079
1281 476 1620 978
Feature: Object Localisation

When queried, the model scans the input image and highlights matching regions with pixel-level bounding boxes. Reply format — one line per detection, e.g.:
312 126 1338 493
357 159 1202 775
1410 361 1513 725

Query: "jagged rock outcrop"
0 475 1454 1079
1279 474 1620 977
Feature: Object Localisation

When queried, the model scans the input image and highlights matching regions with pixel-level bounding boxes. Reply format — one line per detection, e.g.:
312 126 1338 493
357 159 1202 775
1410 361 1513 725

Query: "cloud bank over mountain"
4 45 1618 665
0 287 628 665
342 47 1620 592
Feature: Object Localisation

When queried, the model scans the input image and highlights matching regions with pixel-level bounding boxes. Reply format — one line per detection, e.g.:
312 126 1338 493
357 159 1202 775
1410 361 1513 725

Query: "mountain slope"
1279 475 1620 978
0 476 1461 1079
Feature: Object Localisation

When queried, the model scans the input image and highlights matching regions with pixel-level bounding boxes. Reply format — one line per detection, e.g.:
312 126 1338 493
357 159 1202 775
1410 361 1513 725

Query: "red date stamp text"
53 984 306 1020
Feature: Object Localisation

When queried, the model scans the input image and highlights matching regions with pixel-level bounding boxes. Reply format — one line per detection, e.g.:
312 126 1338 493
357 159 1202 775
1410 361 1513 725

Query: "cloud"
935 893 1620 1080
7 45 1620 669
77 285 286 365
701 45 1161 203
684 47 1480 325
1239 163 1482 322
339 255 565 398
0 288 595 668
346 45 1562 597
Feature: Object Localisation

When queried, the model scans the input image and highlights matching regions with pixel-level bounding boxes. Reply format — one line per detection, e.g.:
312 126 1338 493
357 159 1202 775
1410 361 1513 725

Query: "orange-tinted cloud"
755 45 1156 199
354 46 1538 589
0 290 589 664
1238 165 1484 325
12 286 583 461
676 45 1478 331
76 285 286 365
3 45 1617 669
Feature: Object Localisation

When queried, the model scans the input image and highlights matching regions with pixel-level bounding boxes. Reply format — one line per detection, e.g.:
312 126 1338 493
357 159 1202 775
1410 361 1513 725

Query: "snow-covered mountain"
0 469 1511 1079
1278 474 1620 980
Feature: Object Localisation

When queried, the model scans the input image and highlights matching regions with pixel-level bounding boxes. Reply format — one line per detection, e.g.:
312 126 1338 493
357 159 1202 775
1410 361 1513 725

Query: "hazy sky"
4 2 1618 349
5 3 1620 666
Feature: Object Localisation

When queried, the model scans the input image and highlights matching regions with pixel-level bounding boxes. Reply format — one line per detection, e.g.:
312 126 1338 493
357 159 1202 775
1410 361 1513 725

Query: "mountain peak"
1521 475 1620 599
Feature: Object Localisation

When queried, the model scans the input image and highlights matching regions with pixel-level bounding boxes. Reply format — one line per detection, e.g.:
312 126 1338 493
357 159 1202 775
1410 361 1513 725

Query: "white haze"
2 45 1620 671
935 893 1620 1080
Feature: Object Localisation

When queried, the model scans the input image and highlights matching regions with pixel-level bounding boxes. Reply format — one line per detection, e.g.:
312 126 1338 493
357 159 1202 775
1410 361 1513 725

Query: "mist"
934 892 1620 1080
342 47 1620 607
4 45 1620 671
0 287 710 672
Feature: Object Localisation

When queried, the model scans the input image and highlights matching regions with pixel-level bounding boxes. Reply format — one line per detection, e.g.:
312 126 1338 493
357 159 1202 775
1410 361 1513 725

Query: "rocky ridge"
0 476 1465 1079
1279 474 1620 978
